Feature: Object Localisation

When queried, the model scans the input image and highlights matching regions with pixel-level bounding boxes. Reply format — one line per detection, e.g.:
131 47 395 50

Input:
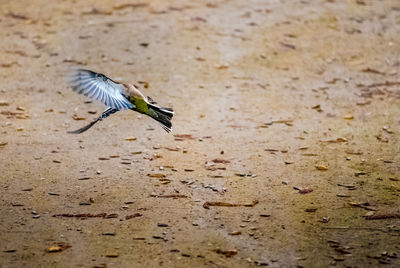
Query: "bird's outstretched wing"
68 107 118 134
67 69 133 110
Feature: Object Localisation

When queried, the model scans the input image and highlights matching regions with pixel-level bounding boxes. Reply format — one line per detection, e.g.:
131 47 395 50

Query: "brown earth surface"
1 0 400 267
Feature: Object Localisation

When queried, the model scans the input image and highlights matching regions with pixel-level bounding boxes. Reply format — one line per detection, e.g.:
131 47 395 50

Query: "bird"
66 69 174 134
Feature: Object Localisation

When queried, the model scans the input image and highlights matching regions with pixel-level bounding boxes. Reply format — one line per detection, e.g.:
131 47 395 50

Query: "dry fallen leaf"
361 67 384 75
138 81 149 89
323 137 348 143
124 137 137 141
280 42 296 50
63 58 87 65
376 134 389 143
345 149 363 155
298 188 313 194
215 63 229 69
47 246 62 253
215 248 237 257
206 3 218 8
1 62 19 68
147 173 166 178
0 100 9 106
72 114 86 120
159 178 172 184
149 154 163 160
315 164 328 170
301 153 317 156
164 147 180 151
265 119 294 126
203 200 258 209
105 253 119 258
311 104 322 112
113 3 148 10
174 134 194 140
81 8 112 15
211 158 231 164
125 213 143 220
192 16 207 23
16 114 30 119
47 242 71 253
6 12 30 20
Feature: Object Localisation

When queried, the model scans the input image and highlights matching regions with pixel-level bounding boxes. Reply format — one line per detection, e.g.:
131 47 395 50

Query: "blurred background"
0 0 399 267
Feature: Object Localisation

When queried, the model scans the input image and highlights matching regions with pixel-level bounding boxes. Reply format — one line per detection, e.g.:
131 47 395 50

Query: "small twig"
321 226 388 232
203 200 259 209
86 19 145 26
365 214 400 220
366 81 400 88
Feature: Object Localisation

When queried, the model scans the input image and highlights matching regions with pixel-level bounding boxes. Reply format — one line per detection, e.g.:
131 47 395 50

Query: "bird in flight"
66 69 174 134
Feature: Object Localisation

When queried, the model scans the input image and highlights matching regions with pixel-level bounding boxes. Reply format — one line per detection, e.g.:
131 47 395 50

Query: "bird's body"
67 69 173 133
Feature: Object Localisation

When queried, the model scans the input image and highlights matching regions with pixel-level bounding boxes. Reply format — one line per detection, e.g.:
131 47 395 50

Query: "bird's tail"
147 103 174 133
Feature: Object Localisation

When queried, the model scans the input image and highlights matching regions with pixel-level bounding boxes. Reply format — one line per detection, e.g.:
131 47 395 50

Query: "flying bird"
66 69 173 134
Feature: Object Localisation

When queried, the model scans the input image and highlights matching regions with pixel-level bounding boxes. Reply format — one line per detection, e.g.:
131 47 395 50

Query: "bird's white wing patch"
67 69 133 110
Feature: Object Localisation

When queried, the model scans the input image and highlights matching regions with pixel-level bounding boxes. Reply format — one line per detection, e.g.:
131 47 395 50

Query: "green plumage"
129 97 150 115
128 96 173 132
129 97 160 124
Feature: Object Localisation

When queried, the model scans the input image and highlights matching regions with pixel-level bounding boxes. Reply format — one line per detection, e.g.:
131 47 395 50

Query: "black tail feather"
147 103 173 132
155 111 172 132
148 103 174 119
149 110 172 133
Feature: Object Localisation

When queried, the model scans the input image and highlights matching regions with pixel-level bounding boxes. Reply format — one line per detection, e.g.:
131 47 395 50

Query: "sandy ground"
1 0 400 267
